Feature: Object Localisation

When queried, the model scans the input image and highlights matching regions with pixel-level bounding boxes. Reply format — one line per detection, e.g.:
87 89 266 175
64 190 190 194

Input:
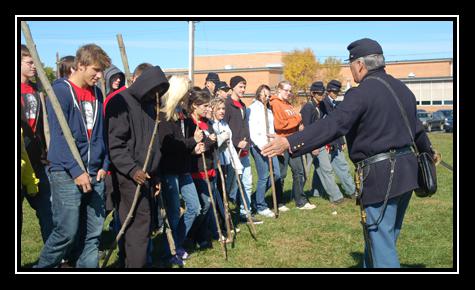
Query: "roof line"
164 67 284 73
197 51 284 57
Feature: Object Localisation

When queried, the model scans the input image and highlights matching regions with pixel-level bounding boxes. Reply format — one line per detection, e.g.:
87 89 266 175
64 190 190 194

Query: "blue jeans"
192 177 216 243
312 148 344 202
37 171 105 268
227 155 253 216
208 179 227 240
330 149 356 196
251 146 283 211
278 151 307 207
363 191 412 268
21 166 53 243
161 174 201 256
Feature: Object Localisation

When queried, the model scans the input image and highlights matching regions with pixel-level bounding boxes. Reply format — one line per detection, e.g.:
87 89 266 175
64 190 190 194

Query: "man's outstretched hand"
261 134 291 157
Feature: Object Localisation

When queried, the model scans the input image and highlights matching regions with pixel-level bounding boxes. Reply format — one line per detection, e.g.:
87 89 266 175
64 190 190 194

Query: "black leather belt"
356 146 414 169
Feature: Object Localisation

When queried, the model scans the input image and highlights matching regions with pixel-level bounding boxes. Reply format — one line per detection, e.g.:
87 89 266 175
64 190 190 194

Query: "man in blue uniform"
300 81 346 204
203 72 220 97
323 80 356 199
262 38 440 268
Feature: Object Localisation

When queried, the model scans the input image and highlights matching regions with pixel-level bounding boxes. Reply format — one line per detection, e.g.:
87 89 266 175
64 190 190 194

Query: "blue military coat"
287 68 433 205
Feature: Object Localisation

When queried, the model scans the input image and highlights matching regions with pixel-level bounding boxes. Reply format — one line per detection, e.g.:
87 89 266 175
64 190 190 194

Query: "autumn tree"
282 48 319 104
43 66 56 84
318 57 343 85
30 65 56 88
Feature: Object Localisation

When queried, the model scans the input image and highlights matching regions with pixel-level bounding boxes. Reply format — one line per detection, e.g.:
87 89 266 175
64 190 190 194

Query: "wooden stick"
214 150 234 243
38 92 50 151
157 189 177 257
201 152 227 260
263 97 279 218
116 34 132 87
21 21 85 173
226 143 257 239
99 75 107 98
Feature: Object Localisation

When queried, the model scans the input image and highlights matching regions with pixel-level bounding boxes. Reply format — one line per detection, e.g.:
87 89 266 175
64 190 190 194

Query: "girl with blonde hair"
157 75 205 265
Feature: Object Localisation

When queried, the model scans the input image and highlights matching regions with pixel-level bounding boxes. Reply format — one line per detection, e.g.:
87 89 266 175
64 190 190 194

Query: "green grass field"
20 132 454 269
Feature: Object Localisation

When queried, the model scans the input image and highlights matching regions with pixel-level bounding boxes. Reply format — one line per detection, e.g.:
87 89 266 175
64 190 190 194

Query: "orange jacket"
269 95 302 137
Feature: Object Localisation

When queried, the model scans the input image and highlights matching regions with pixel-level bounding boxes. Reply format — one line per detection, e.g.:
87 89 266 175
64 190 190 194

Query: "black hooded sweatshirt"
223 95 250 152
106 66 169 184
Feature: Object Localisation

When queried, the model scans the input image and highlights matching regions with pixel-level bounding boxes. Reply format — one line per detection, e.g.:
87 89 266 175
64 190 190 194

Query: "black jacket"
106 66 169 184
300 98 328 127
288 68 433 205
186 118 217 175
158 112 197 175
20 82 48 174
223 96 250 151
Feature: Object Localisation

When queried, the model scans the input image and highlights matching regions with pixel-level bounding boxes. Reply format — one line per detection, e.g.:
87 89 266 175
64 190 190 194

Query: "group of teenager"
20 42 356 269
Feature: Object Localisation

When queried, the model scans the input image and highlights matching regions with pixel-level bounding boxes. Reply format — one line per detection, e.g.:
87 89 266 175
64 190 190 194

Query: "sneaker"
231 227 241 234
331 198 345 205
278 205 290 212
169 255 185 267
176 248 189 260
244 215 264 225
257 208 276 218
298 202 317 210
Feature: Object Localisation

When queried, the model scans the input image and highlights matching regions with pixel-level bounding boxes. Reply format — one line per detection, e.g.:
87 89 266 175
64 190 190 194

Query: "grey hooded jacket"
104 64 125 96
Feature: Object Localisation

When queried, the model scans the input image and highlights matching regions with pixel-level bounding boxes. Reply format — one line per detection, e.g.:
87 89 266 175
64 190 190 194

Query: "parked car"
444 115 453 132
435 109 453 120
417 111 445 132
434 109 453 131
430 111 448 131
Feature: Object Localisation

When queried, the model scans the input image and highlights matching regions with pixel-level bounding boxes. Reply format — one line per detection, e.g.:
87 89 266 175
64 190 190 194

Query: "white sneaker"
278 205 290 212
258 208 276 218
298 202 316 210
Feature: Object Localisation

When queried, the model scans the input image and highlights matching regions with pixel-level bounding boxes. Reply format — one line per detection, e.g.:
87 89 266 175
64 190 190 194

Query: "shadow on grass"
262 189 298 209
99 227 117 252
20 260 38 268
349 252 426 269
349 252 364 268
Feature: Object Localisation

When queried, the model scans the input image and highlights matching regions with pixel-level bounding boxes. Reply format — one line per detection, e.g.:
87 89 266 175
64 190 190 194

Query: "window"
421 101 431 105
444 100 453 105
432 100 442 105
416 100 420 105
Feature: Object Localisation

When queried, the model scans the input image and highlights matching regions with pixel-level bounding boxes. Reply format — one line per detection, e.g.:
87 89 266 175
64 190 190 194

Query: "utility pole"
56 52 60 79
188 21 196 85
